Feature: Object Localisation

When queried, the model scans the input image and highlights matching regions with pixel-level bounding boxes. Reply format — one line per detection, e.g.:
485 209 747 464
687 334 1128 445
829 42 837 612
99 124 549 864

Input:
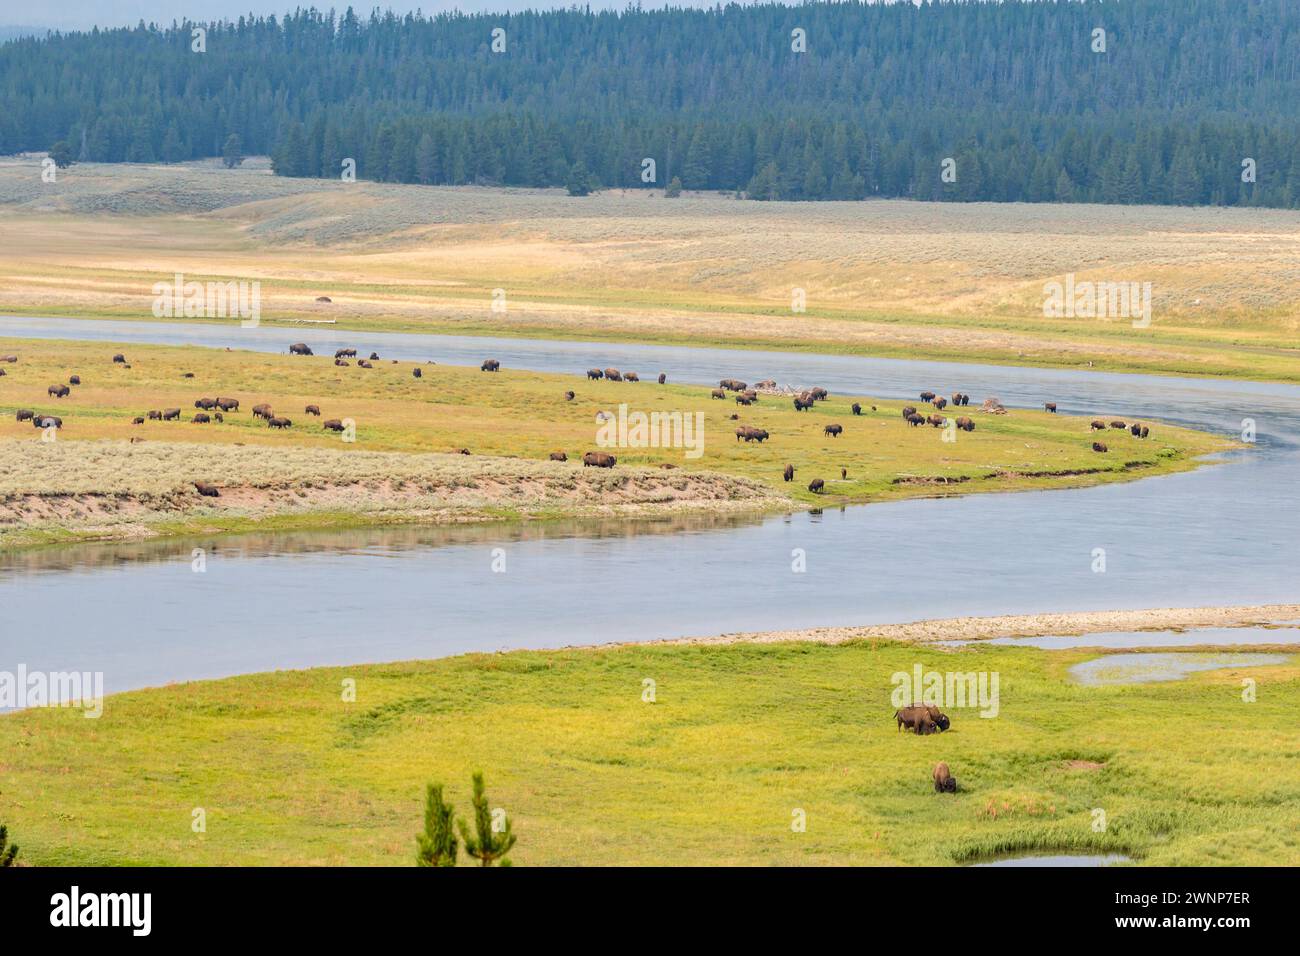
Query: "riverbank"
0 336 1233 549
2 618 1294 866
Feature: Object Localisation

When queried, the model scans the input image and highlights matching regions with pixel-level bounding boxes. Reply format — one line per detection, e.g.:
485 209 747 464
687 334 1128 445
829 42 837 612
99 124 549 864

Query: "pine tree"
664 175 682 197
415 783 458 867
222 133 244 169
565 161 593 196
457 772 516 867
0 824 17 867
48 141 75 168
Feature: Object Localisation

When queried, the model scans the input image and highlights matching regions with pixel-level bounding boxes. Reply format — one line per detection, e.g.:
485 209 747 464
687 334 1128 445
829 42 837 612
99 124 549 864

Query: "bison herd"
893 705 961 793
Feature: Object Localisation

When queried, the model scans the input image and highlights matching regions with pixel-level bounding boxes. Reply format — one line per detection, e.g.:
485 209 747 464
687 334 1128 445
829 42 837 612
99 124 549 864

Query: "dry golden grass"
2 158 1300 380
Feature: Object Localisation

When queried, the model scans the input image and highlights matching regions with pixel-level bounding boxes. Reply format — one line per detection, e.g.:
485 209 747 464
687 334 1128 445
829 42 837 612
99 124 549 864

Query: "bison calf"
933 762 958 793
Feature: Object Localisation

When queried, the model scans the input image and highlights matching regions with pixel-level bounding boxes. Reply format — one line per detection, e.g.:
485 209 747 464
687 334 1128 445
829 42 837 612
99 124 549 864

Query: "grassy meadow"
0 336 1232 547
2 639 1294 866
3 159 1300 382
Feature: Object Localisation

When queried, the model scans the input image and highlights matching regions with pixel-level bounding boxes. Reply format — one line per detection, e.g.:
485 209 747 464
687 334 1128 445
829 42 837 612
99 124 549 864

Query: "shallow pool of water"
1068 652 1288 686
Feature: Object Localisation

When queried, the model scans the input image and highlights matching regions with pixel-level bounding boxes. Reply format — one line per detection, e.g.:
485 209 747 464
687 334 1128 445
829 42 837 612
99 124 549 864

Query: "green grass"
1 640 1294 866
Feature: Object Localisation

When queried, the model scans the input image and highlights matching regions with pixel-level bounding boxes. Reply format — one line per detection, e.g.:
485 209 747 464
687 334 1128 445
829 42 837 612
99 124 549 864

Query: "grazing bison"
1093 441 1108 453
182 372 194 378
192 413 211 424
719 379 747 392
1130 423 1142 436
549 451 568 462
1045 402 1057 413
194 398 217 410
252 404 273 420
15 409 33 422
919 391 936 402
1139 425 1150 439
288 343 314 356
214 412 224 423
735 426 769 443
809 387 828 401
851 402 862 415
841 467 847 480
131 416 144 425
34 415 62 429
369 352 380 361
268 416 292 429
305 405 321 416
901 406 917 419
1110 420 1127 430
48 384 70 398
735 396 753 406
587 368 604 380
412 367 422 378
793 397 812 411
113 354 126 364
564 390 575 401
625 372 640 382
0 355 17 363
194 481 220 498
824 423 843 437
808 478 825 493
323 419 345 432
335 348 357 359
956 416 975 432
783 464 795 482
216 398 239 412
895 704 950 734
69 375 81 386
162 408 181 421
933 762 958 794
604 368 622 381
712 389 727 400
1090 420 1106 431
927 414 945 427
147 410 162 420
906 413 925 427
933 397 947 410
582 451 617 468
658 372 666 384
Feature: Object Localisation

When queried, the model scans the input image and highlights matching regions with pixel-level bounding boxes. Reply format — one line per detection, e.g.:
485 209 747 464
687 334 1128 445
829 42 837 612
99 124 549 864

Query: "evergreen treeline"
3 1 1300 206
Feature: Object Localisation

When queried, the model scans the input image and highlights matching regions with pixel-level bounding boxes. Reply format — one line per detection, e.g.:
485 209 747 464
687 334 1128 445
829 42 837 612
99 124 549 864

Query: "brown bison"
192 413 211 424
719 378 747 392
851 402 862 415
316 296 332 303
956 416 975 432
809 387 828 401
604 368 622 381
735 396 753 406
214 412 224 423
1044 402 1057 413
369 352 380 361
252 404 273 420
131 416 144 425
549 451 568 461
113 354 126 364
1090 420 1106 431
933 762 957 793
657 372 666 384
305 405 321 416
15 409 34 422
182 372 194 378
906 413 925 427
1093 441 1108 452
735 426 769 443
824 423 843 437
323 419 345 432
582 451 617 468
194 481 220 498
895 704 950 734
357 359 373 368
216 397 239 412
162 408 181 421
69 375 81 386
840 467 847 480
933 397 947 410
625 372 640 382
0 355 17 363
587 368 604 380
928 414 945 427
1139 425 1150 438
808 478 825 493
1110 420 1127 430
194 397 217 410
48 384 70 398
288 343 313 356
901 406 917 419
268 416 292 429
335 359 349 367
33 415 62 429
147 410 162 420
335 348 357 359
793 397 812 411
919 391 936 402
412 367 422 378
783 464 795 482
564 390 575 401
711 389 727 400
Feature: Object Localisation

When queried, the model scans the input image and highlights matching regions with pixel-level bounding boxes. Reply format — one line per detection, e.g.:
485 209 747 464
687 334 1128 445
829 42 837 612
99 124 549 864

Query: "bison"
305 405 321 416
625 372 640 382
162 408 181 421
793 397 812 411
657 372 666 384
549 451 568 462
735 396 753 406
587 368 604 380
735 426 769 443
901 406 917 419
214 412 224 423
919 391 936 402
48 384 70 398
268 416 292 429
217 397 240 412
1044 402 1057 413
323 419 345 432
335 348 357 359
147 410 162 421
928 414 945 427
192 413 211 424
851 402 862 415
369 352 380 361
809 387 828 401
288 343 314 356
1090 420 1106 431
15 409 34 422
711 388 726 399
906 413 925 427
412 367 422 378
895 705 950 734
604 368 622 381
69 375 81 386
1093 441 1108 452
956 416 975 432
719 379 747 392
113 354 126 364
783 464 795 482
34 415 62 429
194 397 217 410
1139 425 1150 439
252 404 273 420
194 481 220 498
824 424 843 437
357 360 373 368
582 451 616 468
933 397 947 410
131 416 144 425
933 762 957 794
335 359 350 367
1110 420 1127 430
808 478 825 493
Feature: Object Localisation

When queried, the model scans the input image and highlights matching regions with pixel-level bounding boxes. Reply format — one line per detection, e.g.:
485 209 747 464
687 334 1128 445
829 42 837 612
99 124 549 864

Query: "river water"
1 316 1297 696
